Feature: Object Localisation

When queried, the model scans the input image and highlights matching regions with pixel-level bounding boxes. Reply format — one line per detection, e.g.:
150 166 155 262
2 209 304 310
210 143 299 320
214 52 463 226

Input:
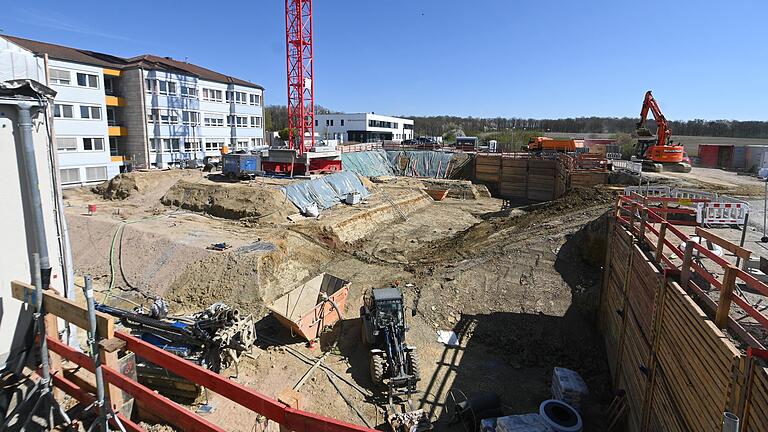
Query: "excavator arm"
637 90 672 146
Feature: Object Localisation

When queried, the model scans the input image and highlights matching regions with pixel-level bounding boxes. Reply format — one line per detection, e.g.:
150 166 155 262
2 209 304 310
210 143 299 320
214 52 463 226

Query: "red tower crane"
285 0 315 155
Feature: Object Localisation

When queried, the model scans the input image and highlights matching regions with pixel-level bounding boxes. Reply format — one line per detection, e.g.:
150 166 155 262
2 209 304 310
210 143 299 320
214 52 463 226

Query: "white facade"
1 37 118 185
0 99 66 371
48 59 118 184
144 70 265 167
314 113 414 143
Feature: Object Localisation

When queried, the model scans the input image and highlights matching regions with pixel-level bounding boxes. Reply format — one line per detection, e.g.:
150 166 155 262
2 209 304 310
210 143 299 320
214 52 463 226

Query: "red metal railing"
47 332 376 432
614 194 768 346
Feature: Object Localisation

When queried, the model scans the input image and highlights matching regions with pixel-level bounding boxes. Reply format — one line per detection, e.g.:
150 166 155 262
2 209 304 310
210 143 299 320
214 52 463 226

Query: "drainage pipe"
17 102 52 288
722 412 740 432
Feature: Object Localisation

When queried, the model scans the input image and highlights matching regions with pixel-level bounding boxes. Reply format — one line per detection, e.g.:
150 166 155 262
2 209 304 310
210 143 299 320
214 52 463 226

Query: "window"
56 137 77 152
83 138 105 151
109 137 119 156
158 80 168 94
227 115 249 128
159 110 179 124
76 73 98 88
145 79 156 93
148 109 158 123
85 166 107 182
315 120 318 127
250 116 262 128
49 69 71 85
252 138 264 147
236 140 249 150
59 168 80 184
182 111 200 125
54 104 74 118
204 114 225 127
202 88 223 102
167 82 177 94
184 139 201 152
249 94 261 106
226 91 247 104
80 105 102 120
204 140 224 151
341 119 345 126
149 138 180 153
181 86 198 97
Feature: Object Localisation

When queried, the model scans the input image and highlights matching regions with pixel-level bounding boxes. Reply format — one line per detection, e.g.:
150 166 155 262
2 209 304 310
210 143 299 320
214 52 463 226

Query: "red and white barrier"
696 202 749 225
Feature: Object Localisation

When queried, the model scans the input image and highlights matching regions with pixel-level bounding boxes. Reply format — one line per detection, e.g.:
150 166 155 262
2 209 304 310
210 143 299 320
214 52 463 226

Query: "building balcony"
105 95 126 107
108 126 127 137
103 68 122 77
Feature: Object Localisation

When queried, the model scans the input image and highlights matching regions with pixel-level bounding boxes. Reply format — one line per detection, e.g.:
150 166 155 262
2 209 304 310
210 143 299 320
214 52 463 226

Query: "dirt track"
66 171 618 431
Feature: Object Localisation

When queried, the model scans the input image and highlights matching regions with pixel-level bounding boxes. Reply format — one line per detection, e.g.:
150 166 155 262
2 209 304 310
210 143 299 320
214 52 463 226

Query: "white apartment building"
1 35 265 182
314 113 414 143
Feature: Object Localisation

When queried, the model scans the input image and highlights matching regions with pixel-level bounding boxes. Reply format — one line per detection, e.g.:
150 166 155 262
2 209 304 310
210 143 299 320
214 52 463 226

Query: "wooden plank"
695 227 752 260
716 266 738 328
11 280 114 339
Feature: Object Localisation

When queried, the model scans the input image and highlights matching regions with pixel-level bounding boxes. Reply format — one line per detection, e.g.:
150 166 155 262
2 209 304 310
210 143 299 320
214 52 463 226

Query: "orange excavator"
634 90 691 172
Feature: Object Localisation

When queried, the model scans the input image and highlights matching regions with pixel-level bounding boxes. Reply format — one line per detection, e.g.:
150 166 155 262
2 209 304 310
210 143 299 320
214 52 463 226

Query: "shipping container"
745 146 768 172
731 146 747 170
697 144 733 168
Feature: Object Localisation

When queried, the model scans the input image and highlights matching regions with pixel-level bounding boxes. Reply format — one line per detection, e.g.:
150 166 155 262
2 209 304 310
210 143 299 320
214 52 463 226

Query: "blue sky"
4 0 767 120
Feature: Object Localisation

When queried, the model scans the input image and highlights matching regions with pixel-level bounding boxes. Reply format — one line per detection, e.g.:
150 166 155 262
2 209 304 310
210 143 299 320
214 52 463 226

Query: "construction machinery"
526 137 584 153
96 301 257 374
361 288 431 431
633 90 691 173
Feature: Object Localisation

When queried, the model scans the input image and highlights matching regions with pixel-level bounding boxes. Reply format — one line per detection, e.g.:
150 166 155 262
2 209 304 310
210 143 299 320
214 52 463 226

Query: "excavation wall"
474 154 569 201
600 222 768 431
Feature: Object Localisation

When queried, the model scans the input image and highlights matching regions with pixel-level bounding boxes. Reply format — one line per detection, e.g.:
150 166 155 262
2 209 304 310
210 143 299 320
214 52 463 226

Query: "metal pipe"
722 412 740 432
17 102 52 288
84 275 109 432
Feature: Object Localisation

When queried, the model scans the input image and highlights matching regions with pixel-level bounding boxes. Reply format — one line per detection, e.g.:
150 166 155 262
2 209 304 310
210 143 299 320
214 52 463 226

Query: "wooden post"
680 240 695 290
99 337 127 411
629 204 637 233
715 266 738 329
45 314 63 399
278 388 303 432
655 222 668 263
639 208 648 241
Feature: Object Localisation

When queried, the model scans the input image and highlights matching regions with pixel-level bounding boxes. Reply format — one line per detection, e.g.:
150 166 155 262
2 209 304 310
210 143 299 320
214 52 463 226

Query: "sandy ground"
63 170 617 431
643 166 765 197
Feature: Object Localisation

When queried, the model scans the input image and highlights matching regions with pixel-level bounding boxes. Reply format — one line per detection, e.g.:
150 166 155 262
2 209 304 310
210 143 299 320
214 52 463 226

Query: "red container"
87 204 97 214
698 144 733 168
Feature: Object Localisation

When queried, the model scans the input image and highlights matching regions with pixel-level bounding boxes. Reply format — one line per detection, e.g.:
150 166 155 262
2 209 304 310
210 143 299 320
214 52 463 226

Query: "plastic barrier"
611 159 643 174
696 202 749 225
623 185 670 197
671 188 718 201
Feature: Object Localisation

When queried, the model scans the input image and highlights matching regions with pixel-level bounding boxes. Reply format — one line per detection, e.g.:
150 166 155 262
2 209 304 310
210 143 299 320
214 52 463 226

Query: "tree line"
265 106 768 139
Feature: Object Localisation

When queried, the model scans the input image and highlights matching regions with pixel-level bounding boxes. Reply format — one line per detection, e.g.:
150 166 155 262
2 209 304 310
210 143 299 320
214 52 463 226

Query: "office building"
1 35 265 185
314 113 414 143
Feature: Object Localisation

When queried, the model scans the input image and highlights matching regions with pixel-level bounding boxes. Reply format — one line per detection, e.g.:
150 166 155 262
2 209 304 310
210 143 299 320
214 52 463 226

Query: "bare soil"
64 170 618 431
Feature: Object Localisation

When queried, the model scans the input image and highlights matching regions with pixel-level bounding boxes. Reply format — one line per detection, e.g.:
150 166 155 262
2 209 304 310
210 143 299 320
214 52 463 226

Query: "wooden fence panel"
745 366 768 431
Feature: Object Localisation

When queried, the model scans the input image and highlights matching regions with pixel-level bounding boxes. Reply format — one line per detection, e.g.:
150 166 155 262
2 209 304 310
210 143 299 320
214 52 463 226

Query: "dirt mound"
93 173 140 200
410 187 617 264
161 180 296 222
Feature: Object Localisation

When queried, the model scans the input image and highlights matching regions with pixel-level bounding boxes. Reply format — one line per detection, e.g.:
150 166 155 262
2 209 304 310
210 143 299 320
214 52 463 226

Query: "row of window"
369 120 400 129
146 110 262 128
60 166 108 184
149 137 264 153
50 68 99 89
54 103 102 120
56 137 105 152
146 79 261 106
316 119 345 127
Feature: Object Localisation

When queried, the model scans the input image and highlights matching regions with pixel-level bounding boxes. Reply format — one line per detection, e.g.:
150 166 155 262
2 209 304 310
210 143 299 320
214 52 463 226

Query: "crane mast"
285 0 315 155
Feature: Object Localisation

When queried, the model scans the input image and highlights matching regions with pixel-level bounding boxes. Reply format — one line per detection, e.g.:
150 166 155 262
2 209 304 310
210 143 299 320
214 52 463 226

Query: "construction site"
3 2 768 432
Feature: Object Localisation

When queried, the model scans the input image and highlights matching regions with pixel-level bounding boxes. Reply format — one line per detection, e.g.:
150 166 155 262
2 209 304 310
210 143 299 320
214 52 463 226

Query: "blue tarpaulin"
282 171 371 213
341 150 454 178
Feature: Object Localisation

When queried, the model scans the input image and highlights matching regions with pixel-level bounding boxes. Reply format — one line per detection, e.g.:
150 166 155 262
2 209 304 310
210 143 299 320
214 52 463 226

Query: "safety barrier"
623 185 670 197
670 188 718 201
11 281 375 432
611 159 643 174
696 201 750 226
